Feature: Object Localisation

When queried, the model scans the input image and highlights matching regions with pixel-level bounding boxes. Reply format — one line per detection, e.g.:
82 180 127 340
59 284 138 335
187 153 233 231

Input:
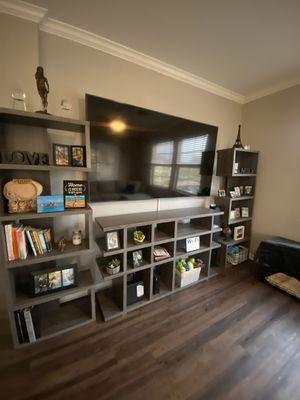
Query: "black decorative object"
223 226 232 241
233 125 244 149
153 268 160 295
0 150 49 165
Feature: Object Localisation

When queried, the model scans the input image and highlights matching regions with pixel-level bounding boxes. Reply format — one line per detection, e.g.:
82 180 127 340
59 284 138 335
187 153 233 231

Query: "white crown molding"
2 1 300 104
244 77 300 103
0 0 47 23
40 18 245 104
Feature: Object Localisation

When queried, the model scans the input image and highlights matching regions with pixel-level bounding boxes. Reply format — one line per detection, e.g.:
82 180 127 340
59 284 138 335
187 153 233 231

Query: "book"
63 180 88 208
4 224 14 261
38 230 47 254
153 246 171 261
25 228 37 256
12 226 19 260
43 228 52 252
14 311 24 344
23 308 36 343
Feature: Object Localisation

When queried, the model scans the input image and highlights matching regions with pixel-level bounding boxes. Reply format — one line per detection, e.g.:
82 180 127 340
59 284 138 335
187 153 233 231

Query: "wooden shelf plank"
229 217 252 225
6 239 91 268
0 107 87 132
0 163 91 172
13 269 93 310
96 289 123 321
176 246 210 259
217 237 250 246
154 230 174 243
126 239 152 251
0 207 92 222
177 224 211 239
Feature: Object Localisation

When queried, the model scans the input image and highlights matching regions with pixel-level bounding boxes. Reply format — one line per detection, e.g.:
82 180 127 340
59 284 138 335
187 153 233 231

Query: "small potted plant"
133 230 145 245
106 258 121 275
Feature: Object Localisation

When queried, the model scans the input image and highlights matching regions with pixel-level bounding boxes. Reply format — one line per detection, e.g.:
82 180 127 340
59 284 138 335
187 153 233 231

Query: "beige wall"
243 85 300 252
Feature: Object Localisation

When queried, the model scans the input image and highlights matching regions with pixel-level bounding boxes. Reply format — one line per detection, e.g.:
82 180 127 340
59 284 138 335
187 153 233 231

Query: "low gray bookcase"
95 207 224 321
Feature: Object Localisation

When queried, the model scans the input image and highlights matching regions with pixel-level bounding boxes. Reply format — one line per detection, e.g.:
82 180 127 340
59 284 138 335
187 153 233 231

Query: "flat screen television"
86 94 218 202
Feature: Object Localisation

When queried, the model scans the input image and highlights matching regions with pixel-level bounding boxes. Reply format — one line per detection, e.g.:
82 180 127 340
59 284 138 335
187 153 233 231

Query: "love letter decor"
0 150 49 166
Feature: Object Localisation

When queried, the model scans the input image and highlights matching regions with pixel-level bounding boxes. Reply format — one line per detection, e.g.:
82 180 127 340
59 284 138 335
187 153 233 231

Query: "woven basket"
227 245 249 266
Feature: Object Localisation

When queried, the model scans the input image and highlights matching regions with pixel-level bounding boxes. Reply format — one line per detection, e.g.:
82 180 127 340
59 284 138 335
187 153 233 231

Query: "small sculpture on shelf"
222 226 232 241
58 237 67 252
3 179 43 213
106 259 121 275
232 124 244 149
133 230 145 245
72 230 82 246
35 66 50 114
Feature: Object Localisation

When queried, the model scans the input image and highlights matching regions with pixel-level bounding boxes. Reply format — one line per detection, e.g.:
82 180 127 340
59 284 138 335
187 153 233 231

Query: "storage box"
175 267 201 288
227 245 249 266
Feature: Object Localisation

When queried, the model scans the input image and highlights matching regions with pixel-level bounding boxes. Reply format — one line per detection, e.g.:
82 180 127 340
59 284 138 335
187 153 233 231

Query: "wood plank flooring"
0 263 299 400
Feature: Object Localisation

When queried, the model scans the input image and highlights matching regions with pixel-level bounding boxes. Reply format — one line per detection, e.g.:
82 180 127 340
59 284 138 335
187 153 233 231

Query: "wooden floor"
0 263 299 400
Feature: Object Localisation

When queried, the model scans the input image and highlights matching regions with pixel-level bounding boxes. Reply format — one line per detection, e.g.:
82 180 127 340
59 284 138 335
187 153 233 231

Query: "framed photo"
245 186 253 195
218 189 226 197
234 207 241 218
53 144 70 166
241 207 249 218
63 180 87 208
239 186 244 196
37 195 64 213
186 236 200 252
230 210 236 220
31 264 78 297
233 225 245 241
132 250 143 268
229 191 237 198
234 187 241 197
234 162 239 174
106 231 120 251
71 146 86 167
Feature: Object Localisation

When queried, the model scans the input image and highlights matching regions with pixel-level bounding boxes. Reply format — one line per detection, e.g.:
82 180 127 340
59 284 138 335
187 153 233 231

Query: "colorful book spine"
4 224 14 261
25 228 37 256
38 230 47 254
12 226 20 260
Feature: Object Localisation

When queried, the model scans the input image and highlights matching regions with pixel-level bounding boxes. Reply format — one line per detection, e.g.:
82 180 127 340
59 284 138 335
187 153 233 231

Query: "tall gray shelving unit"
95 207 223 321
0 108 96 348
215 147 259 266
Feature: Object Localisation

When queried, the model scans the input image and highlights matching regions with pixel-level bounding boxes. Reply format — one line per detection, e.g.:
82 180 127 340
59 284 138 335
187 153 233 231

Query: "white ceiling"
21 0 300 99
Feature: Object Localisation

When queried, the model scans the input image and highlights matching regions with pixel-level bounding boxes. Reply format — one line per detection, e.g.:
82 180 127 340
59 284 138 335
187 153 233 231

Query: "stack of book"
14 307 40 344
153 246 171 262
5 224 52 261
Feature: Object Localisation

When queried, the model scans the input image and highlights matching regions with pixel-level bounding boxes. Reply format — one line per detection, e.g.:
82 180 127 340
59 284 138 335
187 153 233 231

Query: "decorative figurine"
35 66 50 114
232 124 244 149
223 226 232 241
72 230 82 246
58 237 67 252
3 179 43 213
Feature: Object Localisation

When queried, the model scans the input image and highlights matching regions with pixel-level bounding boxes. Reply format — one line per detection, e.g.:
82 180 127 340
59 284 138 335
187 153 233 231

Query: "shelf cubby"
177 216 212 239
127 225 152 249
152 263 173 298
126 268 151 309
97 254 124 281
176 233 211 258
154 221 175 243
153 241 174 264
96 277 124 321
127 247 151 271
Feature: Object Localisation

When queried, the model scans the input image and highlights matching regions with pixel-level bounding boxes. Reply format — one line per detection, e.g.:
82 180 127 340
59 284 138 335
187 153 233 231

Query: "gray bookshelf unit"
95 207 223 321
0 108 96 348
215 147 259 266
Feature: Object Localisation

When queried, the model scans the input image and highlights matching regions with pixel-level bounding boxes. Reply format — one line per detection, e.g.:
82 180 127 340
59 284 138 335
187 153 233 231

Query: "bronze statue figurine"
35 66 50 114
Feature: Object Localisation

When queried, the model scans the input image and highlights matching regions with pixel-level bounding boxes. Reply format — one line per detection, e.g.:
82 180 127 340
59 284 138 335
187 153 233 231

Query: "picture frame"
53 144 70 166
241 207 249 218
37 195 64 213
63 180 87 208
230 210 236 220
234 186 241 197
70 146 86 167
218 189 226 197
186 236 200 252
30 264 78 297
106 231 120 251
229 191 237 198
132 250 143 268
245 186 253 195
239 186 244 196
233 226 245 241
234 207 241 219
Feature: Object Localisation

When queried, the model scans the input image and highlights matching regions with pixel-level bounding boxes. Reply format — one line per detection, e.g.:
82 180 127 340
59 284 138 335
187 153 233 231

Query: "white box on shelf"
175 267 201 288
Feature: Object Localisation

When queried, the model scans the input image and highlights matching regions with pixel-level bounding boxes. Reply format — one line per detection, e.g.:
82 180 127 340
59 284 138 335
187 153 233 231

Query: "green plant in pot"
133 230 145 245
106 258 121 275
